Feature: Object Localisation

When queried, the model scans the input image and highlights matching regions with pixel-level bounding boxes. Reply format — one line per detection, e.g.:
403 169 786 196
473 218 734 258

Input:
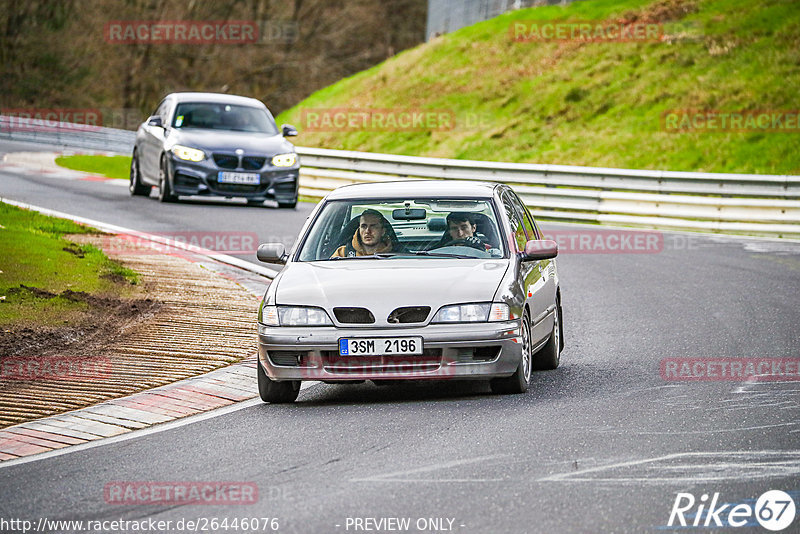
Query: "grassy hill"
276 0 800 174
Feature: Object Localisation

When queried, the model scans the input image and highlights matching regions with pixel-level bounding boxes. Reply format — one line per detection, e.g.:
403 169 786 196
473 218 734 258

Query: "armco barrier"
2 115 799 237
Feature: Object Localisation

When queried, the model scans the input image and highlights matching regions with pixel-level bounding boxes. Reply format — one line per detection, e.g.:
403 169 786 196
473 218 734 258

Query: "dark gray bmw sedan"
130 92 300 208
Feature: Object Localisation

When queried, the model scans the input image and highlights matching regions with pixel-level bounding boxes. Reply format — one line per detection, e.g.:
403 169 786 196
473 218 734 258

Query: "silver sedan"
255 180 563 403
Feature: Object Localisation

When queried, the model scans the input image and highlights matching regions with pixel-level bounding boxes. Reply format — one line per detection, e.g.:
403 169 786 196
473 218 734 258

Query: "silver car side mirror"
257 243 287 264
522 239 558 261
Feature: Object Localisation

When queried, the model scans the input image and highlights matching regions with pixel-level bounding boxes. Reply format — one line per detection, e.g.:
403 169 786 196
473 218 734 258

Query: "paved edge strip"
0 357 260 463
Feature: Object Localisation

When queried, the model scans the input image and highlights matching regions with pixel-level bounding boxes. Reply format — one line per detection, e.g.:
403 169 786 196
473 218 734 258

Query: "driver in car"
440 212 489 251
331 209 395 257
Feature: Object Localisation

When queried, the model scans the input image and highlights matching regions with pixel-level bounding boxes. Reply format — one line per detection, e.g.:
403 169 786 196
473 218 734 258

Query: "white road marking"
538 451 800 484
351 454 508 483
628 422 799 434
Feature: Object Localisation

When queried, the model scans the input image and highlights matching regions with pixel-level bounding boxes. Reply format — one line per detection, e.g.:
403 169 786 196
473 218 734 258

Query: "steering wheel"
442 237 485 250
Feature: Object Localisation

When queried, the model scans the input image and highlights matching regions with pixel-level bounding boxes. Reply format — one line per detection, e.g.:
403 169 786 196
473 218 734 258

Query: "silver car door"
508 190 555 345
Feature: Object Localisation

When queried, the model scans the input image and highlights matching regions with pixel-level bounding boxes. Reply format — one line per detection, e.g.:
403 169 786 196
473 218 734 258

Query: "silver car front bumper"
257 320 523 381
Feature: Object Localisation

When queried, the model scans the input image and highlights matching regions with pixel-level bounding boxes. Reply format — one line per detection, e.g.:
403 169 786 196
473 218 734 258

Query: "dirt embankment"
0 234 262 428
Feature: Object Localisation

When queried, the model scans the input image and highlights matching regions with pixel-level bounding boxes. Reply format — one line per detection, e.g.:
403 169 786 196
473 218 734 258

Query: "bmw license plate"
339 337 423 356
217 171 260 185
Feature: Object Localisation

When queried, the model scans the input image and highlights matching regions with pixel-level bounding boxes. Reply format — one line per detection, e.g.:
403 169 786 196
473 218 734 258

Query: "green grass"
55 154 131 179
276 0 800 174
0 203 139 327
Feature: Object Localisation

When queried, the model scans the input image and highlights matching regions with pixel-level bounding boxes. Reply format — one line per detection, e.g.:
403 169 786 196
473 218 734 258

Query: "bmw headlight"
431 303 510 323
271 153 297 167
260 305 332 326
171 145 205 162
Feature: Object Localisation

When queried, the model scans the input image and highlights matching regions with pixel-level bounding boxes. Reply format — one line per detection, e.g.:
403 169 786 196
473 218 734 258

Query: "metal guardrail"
296 147 800 237
0 116 136 154
2 116 799 237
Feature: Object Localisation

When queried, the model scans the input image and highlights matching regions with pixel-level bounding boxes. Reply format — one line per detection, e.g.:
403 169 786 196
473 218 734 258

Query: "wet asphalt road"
1 139 799 533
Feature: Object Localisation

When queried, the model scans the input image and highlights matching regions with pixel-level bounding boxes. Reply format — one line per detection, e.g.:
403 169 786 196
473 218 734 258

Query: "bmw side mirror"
257 243 288 264
281 124 298 137
522 239 558 261
147 115 164 128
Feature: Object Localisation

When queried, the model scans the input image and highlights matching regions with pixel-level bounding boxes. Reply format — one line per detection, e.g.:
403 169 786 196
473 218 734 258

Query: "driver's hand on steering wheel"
446 235 484 250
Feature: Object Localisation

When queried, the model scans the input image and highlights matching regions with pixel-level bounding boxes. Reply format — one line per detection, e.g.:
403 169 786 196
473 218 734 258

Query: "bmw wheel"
129 151 150 196
158 155 178 203
277 199 298 209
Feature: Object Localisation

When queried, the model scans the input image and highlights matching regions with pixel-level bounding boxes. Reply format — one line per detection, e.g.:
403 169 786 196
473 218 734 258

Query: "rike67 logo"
668 490 796 531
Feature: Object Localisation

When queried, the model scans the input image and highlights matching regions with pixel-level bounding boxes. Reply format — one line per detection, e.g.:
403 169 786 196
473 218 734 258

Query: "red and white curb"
0 357 259 461
0 151 128 186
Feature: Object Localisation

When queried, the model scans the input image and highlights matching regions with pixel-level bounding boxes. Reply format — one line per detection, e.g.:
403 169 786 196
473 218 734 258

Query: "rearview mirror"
522 239 558 261
147 115 163 128
392 208 427 221
256 243 287 264
281 124 298 137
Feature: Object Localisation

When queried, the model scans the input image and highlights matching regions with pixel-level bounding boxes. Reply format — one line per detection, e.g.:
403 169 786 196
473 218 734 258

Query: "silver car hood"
275 259 510 325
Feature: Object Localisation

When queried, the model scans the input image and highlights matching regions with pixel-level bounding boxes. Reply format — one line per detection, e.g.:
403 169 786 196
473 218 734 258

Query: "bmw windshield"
171 102 279 134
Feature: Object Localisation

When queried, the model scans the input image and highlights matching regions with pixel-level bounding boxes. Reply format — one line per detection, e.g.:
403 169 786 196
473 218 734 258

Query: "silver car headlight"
271 153 297 167
431 302 510 323
171 145 205 162
261 305 332 326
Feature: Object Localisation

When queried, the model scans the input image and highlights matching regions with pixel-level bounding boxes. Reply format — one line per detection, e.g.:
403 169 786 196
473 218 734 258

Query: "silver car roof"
324 180 500 200
167 92 267 108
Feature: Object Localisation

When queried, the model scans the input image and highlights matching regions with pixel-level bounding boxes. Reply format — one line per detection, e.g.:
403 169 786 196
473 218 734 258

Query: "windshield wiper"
327 253 401 260
328 252 476 260
408 251 474 259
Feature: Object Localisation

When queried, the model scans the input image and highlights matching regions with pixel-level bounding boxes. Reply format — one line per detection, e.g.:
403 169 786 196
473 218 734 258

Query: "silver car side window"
511 191 538 240
502 192 527 252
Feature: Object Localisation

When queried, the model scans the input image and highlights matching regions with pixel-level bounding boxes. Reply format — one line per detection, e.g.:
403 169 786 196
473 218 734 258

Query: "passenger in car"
331 209 395 257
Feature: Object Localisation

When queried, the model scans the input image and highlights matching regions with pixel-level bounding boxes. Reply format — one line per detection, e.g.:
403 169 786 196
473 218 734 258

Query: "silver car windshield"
297 198 507 261
172 103 279 134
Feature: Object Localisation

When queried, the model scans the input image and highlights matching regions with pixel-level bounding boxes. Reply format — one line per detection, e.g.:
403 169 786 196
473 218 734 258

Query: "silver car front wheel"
533 301 561 370
490 310 532 394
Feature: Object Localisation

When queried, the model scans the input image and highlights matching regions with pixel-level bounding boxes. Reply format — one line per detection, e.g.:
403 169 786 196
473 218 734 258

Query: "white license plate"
339 337 423 356
217 171 260 185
